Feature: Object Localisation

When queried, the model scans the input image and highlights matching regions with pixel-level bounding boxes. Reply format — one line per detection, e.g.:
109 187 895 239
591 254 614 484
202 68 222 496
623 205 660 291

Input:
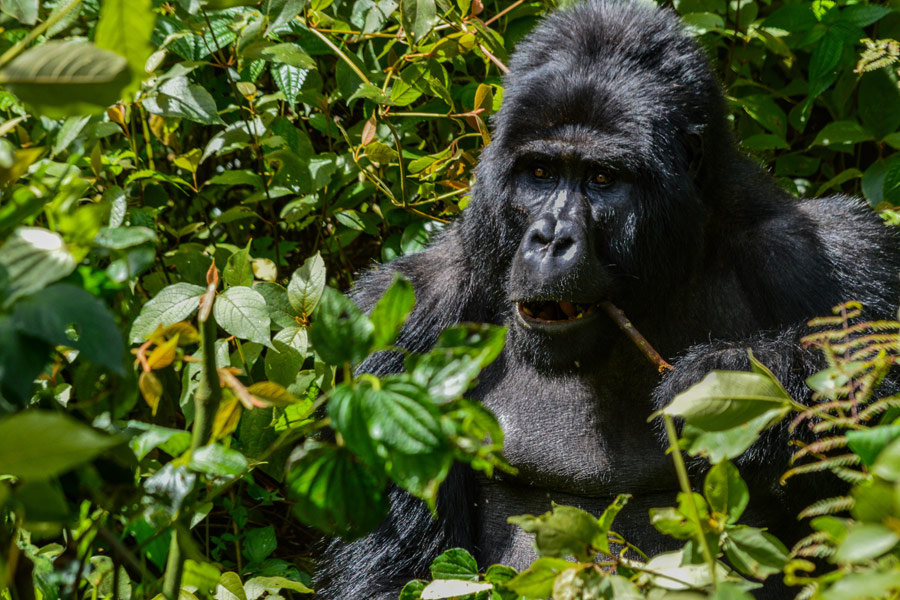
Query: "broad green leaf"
704 460 749 523
370 275 416 349
399 580 427 600
0 227 75 307
859 68 900 140
94 226 157 250
288 253 326 316
243 526 277 563
127 423 191 461
681 409 786 463
820 567 900 600
884 158 900 206
872 435 900 481
143 76 224 125
736 95 787 138
0 410 120 479
130 283 206 343
641 551 729 590
847 425 900 466
434 323 507 368
401 0 437 44
286 441 388 539
1 0 38 24
508 505 606 562
722 526 789 578
308 288 374 365
14 283 125 374
0 41 130 118
505 557 574 598
266 0 307 34
273 325 308 355
94 0 156 93
254 282 298 328
597 493 631 538
182 560 221 595
807 31 843 97
246 381 302 407
213 286 272 347
811 120 874 147
217 572 247 600
429 548 478 581
189 444 249 477
244 43 316 69
243 576 313 596
657 370 792 431
224 243 253 288
265 340 304 387
833 523 899 564
420 580 492 599
271 63 310 104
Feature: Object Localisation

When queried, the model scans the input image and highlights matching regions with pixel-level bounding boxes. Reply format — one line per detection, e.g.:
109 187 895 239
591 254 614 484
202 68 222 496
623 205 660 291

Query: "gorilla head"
318 1 900 598
460 0 740 369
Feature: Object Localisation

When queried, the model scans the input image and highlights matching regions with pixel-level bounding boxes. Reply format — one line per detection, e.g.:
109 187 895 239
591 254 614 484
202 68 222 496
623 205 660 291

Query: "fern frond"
832 467 871 484
781 454 861 483
856 38 900 73
795 584 817 600
811 418 861 434
794 544 836 559
797 496 854 519
791 436 849 463
792 531 832 554
859 396 900 422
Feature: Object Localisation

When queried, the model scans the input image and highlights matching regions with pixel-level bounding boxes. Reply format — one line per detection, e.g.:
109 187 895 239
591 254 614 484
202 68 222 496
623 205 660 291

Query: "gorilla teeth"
518 300 597 322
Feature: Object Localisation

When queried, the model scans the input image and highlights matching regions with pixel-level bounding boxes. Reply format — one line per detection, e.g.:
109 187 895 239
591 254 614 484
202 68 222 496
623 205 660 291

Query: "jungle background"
3 0 900 599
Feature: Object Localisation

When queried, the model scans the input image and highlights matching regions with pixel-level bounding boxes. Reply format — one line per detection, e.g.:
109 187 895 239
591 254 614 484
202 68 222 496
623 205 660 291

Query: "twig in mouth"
599 301 674 373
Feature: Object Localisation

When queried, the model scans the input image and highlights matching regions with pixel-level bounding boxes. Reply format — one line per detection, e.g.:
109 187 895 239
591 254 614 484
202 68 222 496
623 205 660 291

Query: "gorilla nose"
522 217 583 268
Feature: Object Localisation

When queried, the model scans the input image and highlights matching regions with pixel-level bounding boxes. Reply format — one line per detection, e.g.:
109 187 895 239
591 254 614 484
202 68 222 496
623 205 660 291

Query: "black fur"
316 1 900 598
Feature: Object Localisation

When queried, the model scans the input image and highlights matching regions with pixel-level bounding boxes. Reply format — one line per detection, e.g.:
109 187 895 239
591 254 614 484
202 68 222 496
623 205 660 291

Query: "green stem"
161 531 184 600
192 298 222 450
664 415 717 587
0 0 83 69
383 117 408 207
307 25 372 85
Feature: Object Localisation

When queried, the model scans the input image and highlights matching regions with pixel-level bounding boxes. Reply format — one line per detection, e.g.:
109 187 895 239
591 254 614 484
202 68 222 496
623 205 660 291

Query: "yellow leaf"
147 334 179 370
212 394 242 440
247 381 300 407
163 322 200 345
139 371 163 416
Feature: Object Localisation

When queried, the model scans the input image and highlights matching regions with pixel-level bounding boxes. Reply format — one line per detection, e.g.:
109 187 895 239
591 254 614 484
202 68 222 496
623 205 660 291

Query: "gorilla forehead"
493 0 720 167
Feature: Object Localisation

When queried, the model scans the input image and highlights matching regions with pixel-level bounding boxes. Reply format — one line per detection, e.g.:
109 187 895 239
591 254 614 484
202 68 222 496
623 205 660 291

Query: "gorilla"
317 0 900 597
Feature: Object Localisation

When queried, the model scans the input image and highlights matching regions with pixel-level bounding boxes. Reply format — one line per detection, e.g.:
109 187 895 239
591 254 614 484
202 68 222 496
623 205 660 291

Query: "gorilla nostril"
551 236 577 259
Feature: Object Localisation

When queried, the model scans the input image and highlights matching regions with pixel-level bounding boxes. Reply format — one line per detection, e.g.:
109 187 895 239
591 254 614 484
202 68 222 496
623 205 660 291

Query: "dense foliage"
2 0 900 599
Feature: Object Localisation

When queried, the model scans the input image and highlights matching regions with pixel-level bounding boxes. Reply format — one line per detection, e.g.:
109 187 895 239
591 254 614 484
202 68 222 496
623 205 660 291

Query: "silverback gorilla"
317 0 900 598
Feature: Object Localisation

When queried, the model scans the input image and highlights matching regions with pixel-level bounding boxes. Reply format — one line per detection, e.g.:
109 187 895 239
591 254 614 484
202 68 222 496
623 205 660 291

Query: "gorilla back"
317 1 900 598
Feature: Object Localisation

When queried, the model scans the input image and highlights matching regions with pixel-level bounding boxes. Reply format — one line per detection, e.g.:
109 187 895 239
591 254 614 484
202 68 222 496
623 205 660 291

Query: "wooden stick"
599 301 674 373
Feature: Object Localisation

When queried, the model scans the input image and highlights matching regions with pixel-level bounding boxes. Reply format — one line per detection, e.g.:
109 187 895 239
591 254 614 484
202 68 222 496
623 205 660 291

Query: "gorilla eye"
532 166 551 179
593 172 612 186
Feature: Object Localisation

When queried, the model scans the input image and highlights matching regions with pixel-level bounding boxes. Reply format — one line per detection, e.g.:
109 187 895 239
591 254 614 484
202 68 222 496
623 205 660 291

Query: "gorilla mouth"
517 300 599 324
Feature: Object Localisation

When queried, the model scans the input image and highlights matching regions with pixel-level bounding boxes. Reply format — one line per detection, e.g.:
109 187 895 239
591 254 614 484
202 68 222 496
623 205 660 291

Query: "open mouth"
516 300 600 324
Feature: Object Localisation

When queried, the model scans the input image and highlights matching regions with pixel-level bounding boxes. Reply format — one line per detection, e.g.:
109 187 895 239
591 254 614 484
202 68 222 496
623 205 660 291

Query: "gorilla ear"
686 131 704 180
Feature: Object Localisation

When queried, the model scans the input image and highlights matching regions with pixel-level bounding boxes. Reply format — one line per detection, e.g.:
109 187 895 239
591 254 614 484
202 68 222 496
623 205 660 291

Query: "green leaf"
370 275 416 349
13 283 125 374
243 526 278 564
189 444 249 477
859 68 900 140
401 0 437 44
704 460 749 523
94 0 156 92
833 523 900 564
1 0 38 24
126 423 191 461
286 441 388 539
420 580 492 599
807 31 843 97
214 286 272 347
429 548 478 581
266 0 307 35
288 253 326 316
274 325 309 355
597 494 631 539
811 120 874 147
271 63 310 104
308 288 374 365
224 242 254 288
434 323 507 368
130 283 206 343
217 572 248 600
94 226 157 250
0 227 75 307
0 41 130 118
736 95 787 138
820 567 900 600
884 157 900 206
847 425 900 466
244 43 317 69
871 436 900 481
243 576 313 596
399 580 426 600
508 504 606 562
254 282 298 328
0 410 120 480
723 526 789 579
642 550 729 590
657 370 792 431
504 557 574 598
143 76 224 125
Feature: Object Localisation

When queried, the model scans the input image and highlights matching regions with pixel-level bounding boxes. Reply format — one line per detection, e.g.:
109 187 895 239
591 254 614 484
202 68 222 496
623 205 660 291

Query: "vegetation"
1 0 900 599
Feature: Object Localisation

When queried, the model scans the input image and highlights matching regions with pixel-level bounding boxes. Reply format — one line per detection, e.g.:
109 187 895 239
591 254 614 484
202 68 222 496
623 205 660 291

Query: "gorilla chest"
473 353 675 496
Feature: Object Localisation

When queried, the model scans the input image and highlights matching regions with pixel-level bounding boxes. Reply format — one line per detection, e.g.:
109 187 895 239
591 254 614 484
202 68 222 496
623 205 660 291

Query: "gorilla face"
461 1 727 369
